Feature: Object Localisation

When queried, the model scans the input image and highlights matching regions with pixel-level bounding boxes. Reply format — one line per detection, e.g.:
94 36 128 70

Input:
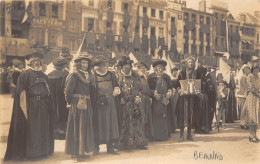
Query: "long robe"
170 79 179 132
4 69 53 161
116 71 147 148
148 73 172 141
226 75 237 122
139 75 153 139
176 69 201 130
92 71 119 145
64 71 95 156
47 69 69 139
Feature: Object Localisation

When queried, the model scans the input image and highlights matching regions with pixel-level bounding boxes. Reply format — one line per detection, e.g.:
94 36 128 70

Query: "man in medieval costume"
47 56 69 139
176 56 201 142
4 52 53 161
115 56 148 150
64 53 95 162
134 61 154 140
92 55 120 155
148 60 172 141
170 66 179 133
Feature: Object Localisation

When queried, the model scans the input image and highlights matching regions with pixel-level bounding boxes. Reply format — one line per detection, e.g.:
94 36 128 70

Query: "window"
236 40 239 47
206 33 210 42
159 27 164 36
143 7 147 15
151 8 155 17
236 26 239 33
215 13 218 19
88 18 94 32
171 17 175 23
257 33 259 43
159 10 163 19
52 4 58 18
221 14 224 20
221 38 225 47
151 27 155 36
192 14 196 22
215 37 218 47
199 32 203 41
184 12 189 21
123 3 128 12
39 3 46 16
70 19 76 31
89 0 94 7
230 25 233 33
107 0 112 8
200 15 204 24
206 17 210 25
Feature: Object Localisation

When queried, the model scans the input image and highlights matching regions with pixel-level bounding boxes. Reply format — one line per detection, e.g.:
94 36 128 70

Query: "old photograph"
0 0 260 163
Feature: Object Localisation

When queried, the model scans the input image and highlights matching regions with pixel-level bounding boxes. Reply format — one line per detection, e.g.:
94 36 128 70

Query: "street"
0 94 259 164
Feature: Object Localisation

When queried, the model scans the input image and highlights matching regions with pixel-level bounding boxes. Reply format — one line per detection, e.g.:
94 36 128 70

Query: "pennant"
129 52 138 64
195 57 199 70
165 56 174 79
219 57 231 84
149 65 154 74
21 0 30 23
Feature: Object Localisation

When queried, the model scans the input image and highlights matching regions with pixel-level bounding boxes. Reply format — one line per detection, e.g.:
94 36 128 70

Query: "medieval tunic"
116 71 147 148
176 69 201 130
92 71 119 145
139 75 154 139
148 73 172 141
47 69 69 138
4 69 53 161
64 71 95 156
170 78 179 132
199 69 213 132
226 74 237 122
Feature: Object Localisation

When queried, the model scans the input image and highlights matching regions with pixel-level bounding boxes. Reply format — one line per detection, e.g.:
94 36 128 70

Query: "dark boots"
178 128 194 142
187 127 194 141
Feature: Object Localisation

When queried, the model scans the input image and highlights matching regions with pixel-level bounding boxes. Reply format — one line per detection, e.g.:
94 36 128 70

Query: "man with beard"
148 60 172 141
47 56 69 139
134 61 154 140
176 56 201 142
116 56 148 150
92 55 120 155
4 52 53 161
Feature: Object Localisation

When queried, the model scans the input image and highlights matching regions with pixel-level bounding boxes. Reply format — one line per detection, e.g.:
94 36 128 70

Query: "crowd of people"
3 48 260 162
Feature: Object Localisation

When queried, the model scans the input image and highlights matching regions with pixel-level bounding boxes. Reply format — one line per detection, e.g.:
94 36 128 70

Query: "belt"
29 95 48 100
72 94 90 99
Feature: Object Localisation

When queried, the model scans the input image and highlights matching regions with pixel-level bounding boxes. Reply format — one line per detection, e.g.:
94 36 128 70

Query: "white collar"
121 69 132 77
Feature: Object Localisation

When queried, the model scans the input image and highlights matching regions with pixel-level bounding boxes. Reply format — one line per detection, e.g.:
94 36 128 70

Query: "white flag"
219 57 231 84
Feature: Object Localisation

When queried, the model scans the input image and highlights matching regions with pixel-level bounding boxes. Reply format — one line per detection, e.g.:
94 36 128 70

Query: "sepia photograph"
0 0 260 163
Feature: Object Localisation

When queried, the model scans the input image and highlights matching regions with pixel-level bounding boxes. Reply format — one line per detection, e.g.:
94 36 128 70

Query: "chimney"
254 11 260 19
199 0 206 12
240 13 246 22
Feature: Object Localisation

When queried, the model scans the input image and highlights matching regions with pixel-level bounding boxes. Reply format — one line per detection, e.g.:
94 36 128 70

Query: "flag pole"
226 20 229 52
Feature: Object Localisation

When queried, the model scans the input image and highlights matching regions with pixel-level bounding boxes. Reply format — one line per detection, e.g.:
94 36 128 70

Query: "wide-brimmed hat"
185 56 195 63
152 60 167 68
116 56 133 67
93 55 109 66
53 56 68 67
74 53 92 63
60 48 73 61
12 59 24 67
26 52 43 61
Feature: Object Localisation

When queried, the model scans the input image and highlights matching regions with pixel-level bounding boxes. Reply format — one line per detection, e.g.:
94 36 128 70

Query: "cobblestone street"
0 94 259 164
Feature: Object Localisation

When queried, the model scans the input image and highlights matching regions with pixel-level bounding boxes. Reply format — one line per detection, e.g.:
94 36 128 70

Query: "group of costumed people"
4 47 260 162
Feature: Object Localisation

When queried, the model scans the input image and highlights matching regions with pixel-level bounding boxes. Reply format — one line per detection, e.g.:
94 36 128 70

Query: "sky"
186 0 260 17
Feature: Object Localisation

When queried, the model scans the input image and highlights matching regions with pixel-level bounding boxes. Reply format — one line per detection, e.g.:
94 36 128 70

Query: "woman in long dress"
241 66 260 143
64 54 95 161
